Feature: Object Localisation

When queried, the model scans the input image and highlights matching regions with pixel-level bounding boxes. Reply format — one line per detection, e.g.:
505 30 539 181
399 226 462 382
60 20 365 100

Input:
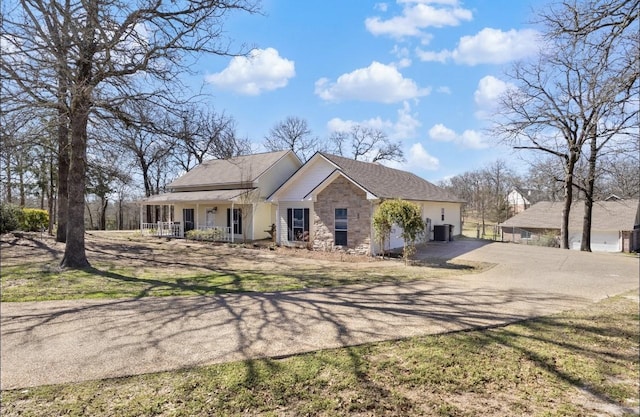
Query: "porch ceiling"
142 189 248 204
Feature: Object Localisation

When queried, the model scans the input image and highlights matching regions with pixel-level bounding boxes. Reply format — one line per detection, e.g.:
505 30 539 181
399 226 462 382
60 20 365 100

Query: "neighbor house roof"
318 153 464 203
168 150 293 191
499 200 639 231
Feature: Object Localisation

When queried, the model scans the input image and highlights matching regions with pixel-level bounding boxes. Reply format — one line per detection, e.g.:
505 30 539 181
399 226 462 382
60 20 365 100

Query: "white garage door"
570 231 620 252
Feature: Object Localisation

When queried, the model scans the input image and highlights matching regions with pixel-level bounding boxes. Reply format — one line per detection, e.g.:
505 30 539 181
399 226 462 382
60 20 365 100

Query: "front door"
183 209 195 233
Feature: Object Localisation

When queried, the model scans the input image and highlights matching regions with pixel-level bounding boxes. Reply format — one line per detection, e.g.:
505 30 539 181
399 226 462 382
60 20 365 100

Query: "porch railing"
141 223 233 242
141 222 182 237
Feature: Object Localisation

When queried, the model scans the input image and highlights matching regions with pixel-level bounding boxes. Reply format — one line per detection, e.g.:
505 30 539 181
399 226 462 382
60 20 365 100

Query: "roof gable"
168 150 297 191
304 169 377 200
269 152 464 203
319 153 464 203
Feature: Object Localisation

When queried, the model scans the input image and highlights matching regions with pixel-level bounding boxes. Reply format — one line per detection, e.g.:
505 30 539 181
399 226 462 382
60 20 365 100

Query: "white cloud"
436 86 451 94
406 142 440 170
206 48 295 95
474 75 514 119
375 2 389 12
393 101 422 139
365 1 473 40
315 61 430 103
417 28 540 65
428 123 488 149
327 101 421 140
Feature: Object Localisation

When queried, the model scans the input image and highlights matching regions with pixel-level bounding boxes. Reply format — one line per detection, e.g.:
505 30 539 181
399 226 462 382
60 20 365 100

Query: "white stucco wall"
419 201 462 240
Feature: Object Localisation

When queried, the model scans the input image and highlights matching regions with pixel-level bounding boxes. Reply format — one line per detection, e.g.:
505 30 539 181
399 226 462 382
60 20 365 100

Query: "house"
268 152 465 255
140 150 302 241
506 188 532 215
499 200 640 252
507 187 545 216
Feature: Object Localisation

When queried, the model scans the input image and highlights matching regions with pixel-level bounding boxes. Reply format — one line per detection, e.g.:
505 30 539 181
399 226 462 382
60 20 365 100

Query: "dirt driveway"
2 240 638 389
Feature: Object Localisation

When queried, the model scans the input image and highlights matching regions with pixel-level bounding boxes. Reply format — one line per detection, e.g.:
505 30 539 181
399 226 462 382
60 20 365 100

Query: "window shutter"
237 209 242 235
303 208 309 233
287 208 293 241
227 208 231 230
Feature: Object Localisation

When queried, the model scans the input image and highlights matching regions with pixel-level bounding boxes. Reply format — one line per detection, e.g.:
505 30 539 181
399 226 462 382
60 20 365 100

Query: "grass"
0 260 488 302
2 291 638 416
0 233 489 302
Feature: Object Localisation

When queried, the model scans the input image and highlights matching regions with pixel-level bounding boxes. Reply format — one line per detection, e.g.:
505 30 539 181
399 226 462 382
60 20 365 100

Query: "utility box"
434 224 449 241
434 224 454 241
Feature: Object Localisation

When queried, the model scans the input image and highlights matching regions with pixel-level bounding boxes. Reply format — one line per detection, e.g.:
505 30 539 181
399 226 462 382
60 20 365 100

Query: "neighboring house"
140 150 302 242
506 189 532 215
268 152 465 255
506 187 550 215
499 200 640 252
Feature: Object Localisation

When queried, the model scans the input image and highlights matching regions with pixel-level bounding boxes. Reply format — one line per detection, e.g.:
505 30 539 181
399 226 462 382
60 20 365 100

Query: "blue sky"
188 0 548 182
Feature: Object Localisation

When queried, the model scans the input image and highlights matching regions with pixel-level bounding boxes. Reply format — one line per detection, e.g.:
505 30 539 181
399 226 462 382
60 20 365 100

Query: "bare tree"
440 161 518 237
2 0 258 267
482 160 515 225
541 0 640 251
539 0 639 251
492 0 638 250
170 105 251 171
263 116 320 162
329 125 404 163
598 153 640 199
523 156 566 202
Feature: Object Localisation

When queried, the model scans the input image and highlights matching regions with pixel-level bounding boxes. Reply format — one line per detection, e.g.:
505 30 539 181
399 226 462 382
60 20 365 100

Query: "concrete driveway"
1 241 638 389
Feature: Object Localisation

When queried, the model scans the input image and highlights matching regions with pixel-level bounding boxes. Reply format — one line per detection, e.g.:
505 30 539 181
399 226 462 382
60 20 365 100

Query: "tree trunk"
560 153 578 249
56 113 70 242
18 154 26 206
48 154 55 235
118 197 123 230
100 197 107 230
580 134 597 252
86 202 95 230
61 94 90 268
4 154 12 204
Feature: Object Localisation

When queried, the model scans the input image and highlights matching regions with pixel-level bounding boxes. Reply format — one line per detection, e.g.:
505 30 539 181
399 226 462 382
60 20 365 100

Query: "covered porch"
140 189 272 243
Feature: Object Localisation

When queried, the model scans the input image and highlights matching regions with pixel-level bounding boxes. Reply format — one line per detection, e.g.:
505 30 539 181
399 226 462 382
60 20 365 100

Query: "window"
521 229 532 239
287 208 309 241
227 208 242 234
335 208 348 246
206 208 216 228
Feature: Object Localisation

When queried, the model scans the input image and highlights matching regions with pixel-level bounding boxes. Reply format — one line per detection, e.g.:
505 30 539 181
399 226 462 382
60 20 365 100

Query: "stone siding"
312 176 371 255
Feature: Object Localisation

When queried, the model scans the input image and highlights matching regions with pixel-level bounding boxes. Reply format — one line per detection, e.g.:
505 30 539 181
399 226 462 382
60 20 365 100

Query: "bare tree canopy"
1 0 259 268
263 116 320 162
492 0 638 250
168 105 252 172
329 125 404 163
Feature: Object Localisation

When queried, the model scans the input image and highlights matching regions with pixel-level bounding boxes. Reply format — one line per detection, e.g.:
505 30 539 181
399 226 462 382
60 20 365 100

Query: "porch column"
196 203 199 230
231 202 235 243
139 203 143 234
250 203 255 241
275 204 280 245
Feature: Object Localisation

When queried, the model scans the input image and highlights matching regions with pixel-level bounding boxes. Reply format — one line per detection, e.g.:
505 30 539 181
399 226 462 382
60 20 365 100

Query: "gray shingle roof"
320 153 464 203
144 189 247 203
168 150 291 190
499 200 639 231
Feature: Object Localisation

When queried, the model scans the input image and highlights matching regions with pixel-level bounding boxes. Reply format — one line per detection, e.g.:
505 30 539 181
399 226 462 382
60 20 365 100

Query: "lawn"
1 232 638 416
0 232 488 302
1 291 638 416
